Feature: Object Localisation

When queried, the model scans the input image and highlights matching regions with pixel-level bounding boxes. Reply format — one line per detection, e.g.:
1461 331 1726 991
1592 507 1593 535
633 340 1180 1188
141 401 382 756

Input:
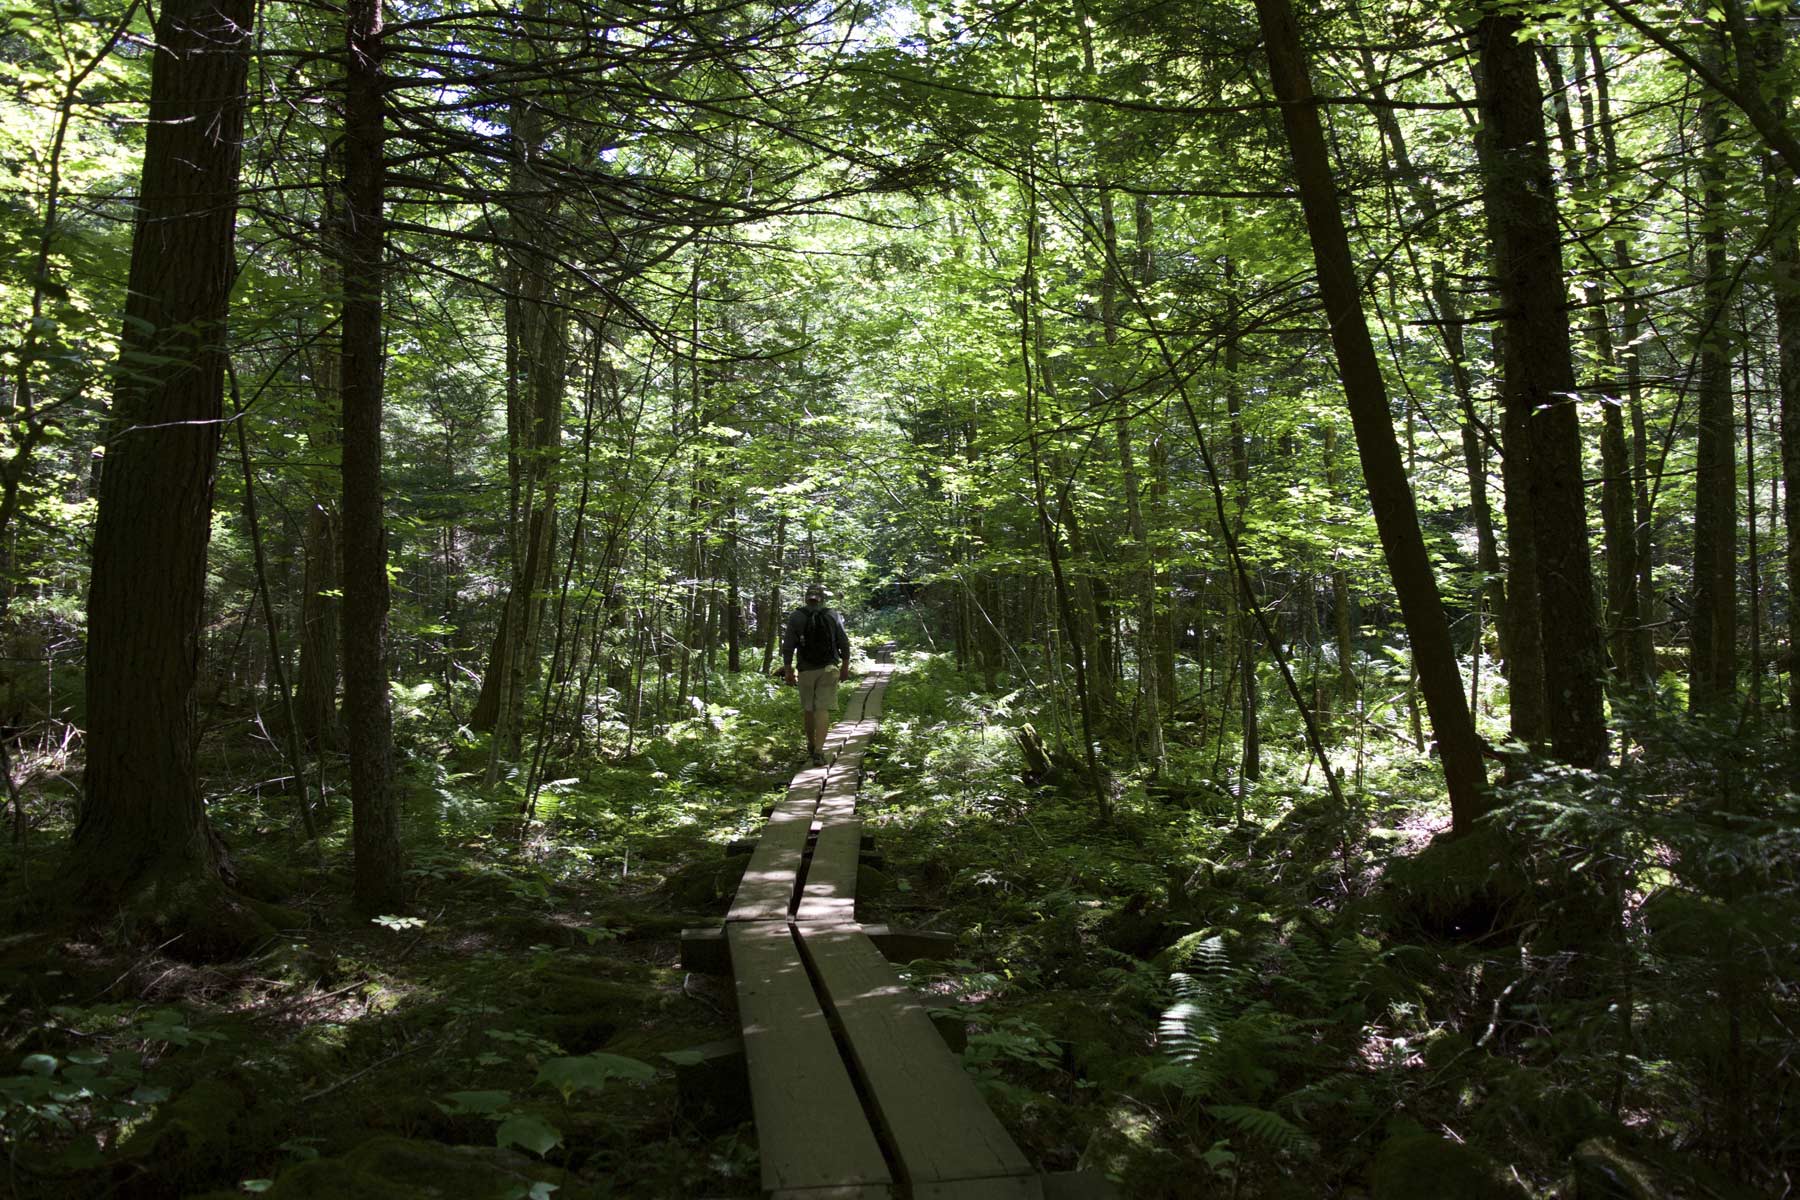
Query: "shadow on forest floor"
0 655 1794 1200
0 701 797 1198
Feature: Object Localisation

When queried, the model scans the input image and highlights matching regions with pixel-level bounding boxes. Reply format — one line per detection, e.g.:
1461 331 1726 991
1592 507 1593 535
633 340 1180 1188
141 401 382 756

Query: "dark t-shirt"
781 603 850 670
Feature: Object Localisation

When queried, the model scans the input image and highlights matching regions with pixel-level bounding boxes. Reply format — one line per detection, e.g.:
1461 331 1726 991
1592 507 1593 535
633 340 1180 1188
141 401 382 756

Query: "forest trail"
707 665 1104 1199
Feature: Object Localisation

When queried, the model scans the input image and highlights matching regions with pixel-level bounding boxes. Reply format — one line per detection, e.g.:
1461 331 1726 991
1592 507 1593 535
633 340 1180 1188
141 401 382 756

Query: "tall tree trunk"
1255 0 1489 831
1325 426 1358 711
1101 189 1165 772
1137 197 1178 713
761 512 785 674
1691 78 1740 710
1767 88 1800 729
1736 0 1800 724
296 495 342 751
1542 41 1643 690
1021 169 1107 820
1473 10 1609 766
1588 31 1660 685
1364 57 1509 668
1224 261 1259 782
726 509 742 673
297 165 344 752
473 20 567 750
67 0 254 905
341 0 402 912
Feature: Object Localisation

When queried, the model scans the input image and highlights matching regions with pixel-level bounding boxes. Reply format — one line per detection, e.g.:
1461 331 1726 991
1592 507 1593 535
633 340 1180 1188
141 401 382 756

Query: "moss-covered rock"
233 856 303 903
1571 1137 1669 1200
1370 1129 1529 1200
115 1076 274 1197
1478 1069 1624 1158
1094 893 1170 959
245 896 308 933
519 965 663 1053
857 865 893 899
254 1135 579 1200
258 940 341 988
1567 1135 1764 1200
656 857 747 910
1383 825 1529 943
0 931 79 1007
120 875 278 963
478 911 592 948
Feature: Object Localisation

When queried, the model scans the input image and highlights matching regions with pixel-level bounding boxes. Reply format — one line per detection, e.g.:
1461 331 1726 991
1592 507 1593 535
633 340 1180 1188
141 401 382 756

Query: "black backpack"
797 607 838 668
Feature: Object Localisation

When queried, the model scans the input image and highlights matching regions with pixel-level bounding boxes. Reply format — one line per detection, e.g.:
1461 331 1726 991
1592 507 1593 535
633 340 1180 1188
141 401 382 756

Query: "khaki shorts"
797 665 839 713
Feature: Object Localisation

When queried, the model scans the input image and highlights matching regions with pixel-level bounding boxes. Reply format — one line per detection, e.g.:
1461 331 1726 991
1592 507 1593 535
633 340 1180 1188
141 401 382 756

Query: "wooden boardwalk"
686 665 1110 1200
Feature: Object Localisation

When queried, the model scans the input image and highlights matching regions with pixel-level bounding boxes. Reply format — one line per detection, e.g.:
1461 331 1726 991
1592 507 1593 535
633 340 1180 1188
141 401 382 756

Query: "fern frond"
1142 1061 1222 1101
1168 932 1232 977
1159 992 1221 1063
1205 1104 1318 1157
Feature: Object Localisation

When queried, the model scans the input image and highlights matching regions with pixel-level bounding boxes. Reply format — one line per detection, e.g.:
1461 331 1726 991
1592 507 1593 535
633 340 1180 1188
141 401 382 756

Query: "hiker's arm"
779 611 798 680
837 613 851 679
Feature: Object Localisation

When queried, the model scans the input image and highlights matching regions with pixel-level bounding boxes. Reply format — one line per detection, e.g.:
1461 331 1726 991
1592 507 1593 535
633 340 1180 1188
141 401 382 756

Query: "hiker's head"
804 584 826 605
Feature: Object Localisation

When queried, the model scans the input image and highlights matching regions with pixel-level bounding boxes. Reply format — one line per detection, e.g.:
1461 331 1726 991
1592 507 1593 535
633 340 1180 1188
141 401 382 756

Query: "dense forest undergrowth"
8 0 1800 1194
2 636 1795 1198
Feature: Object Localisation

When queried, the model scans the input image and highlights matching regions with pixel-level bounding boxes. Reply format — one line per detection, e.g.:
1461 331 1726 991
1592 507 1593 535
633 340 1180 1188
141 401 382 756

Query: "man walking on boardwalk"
781 583 851 766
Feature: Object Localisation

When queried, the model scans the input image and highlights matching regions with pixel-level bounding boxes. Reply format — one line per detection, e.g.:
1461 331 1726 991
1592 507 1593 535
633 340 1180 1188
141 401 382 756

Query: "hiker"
780 583 851 766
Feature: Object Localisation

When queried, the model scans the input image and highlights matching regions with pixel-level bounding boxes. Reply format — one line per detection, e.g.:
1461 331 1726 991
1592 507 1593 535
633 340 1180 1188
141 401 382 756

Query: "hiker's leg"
811 671 839 746
798 670 823 754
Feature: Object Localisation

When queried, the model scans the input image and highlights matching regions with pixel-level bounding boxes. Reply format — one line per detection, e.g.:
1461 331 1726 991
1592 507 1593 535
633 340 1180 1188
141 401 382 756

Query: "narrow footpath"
684 666 1111 1200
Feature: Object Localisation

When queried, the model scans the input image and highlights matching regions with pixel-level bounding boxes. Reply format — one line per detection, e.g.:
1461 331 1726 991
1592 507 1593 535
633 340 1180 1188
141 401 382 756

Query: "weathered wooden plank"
786 767 829 802
695 923 954 971
728 782 824 922
816 784 859 824
797 925 1038 1193
844 681 870 723
769 1187 892 1200
726 922 892 1195
796 818 861 925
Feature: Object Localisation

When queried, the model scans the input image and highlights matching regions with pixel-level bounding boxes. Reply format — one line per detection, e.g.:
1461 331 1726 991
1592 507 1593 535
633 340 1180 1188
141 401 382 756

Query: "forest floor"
0 648 1785 1198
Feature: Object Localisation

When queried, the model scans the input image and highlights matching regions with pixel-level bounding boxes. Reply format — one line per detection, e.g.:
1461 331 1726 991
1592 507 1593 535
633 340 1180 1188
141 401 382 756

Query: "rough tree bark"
297 159 344 752
1473 11 1609 765
341 0 403 913
1589 31 1659 688
1224 260 1259 783
66 0 255 909
1691 74 1739 711
1759 24 1800 726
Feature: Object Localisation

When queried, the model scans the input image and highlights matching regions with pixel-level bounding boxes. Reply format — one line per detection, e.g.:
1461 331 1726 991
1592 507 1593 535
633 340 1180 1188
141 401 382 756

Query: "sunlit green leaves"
533 1052 656 1101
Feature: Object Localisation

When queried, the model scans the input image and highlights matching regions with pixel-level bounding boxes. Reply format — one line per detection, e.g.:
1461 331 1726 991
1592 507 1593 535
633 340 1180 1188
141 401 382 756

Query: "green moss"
517 964 666 1053
1013 994 1147 1088
257 1136 577 1200
120 874 278 963
1370 1130 1527 1200
117 1077 274 1194
245 896 309 932
1383 825 1529 943
233 856 303 903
